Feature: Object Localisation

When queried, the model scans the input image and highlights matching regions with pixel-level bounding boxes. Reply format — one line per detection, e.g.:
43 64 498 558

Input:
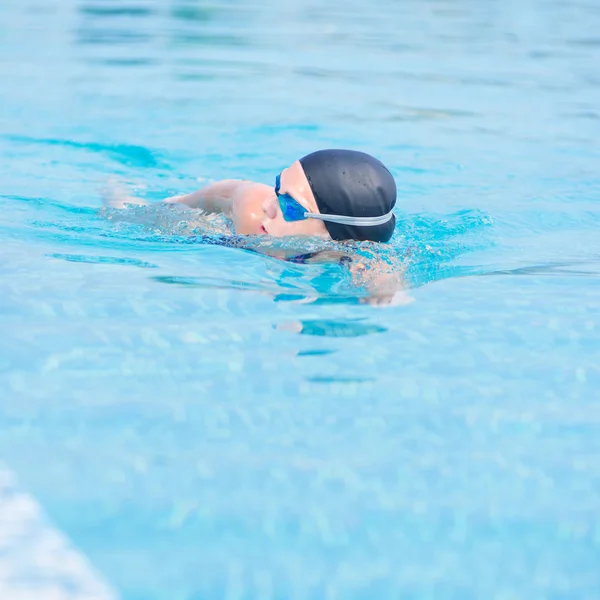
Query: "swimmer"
103 149 410 305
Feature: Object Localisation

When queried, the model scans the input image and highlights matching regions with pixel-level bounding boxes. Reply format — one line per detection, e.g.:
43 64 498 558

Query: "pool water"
1 0 600 598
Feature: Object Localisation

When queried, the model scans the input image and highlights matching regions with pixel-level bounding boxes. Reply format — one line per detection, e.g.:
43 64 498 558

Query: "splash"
96 202 494 301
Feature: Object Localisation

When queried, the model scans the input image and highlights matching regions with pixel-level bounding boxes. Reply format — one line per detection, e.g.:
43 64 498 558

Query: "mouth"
260 223 268 235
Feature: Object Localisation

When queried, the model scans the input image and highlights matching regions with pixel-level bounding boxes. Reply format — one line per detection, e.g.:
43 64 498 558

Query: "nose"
262 194 278 219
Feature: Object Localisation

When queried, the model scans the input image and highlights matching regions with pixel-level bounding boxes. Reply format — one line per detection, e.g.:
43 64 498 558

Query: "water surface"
1 0 600 598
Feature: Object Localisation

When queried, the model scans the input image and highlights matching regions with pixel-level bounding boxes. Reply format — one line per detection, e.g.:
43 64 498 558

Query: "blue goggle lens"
275 174 307 222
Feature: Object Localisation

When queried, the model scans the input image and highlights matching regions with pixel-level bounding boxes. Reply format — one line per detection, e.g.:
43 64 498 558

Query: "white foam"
0 464 118 600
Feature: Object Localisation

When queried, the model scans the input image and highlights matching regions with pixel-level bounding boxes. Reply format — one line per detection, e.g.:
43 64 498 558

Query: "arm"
102 178 253 215
163 180 254 216
351 260 412 306
102 178 271 236
300 250 412 306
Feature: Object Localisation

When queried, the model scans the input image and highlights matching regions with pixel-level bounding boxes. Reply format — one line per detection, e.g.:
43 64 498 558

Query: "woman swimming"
104 149 408 305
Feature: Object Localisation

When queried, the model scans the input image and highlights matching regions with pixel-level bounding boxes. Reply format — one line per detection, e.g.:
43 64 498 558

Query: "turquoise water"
2 0 600 598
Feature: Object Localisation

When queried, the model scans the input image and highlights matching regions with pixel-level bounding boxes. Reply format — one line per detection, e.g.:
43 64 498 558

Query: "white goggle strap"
303 209 395 227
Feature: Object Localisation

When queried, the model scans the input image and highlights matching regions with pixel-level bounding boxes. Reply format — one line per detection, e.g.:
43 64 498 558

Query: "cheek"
264 197 278 219
233 210 262 235
265 210 329 238
268 216 296 236
264 204 295 236
296 218 329 237
272 219 328 238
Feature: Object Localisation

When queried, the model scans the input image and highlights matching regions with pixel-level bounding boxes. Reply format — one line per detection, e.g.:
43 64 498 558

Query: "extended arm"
102 179 253 215
163 180 254 216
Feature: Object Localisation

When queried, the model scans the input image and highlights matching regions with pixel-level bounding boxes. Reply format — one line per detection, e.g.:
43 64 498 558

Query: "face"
261 160 330 238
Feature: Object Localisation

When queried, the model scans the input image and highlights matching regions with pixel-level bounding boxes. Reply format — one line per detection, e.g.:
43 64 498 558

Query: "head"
260 160 329 238
261 149 397 242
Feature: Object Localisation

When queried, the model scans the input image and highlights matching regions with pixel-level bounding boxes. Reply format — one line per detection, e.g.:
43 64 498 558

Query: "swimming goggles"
275 174 394 226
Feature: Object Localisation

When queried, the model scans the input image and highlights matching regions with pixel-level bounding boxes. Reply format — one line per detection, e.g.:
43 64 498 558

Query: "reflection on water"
151 275 275 293
170 4 215 24
277 318 387 337
48 253 158 268
75 0 247 56
2 135 165 168
76 7 154 47
297 349 337 356
306 374 375 383
482 260 600 278
75 0 157 68
79 5 155 18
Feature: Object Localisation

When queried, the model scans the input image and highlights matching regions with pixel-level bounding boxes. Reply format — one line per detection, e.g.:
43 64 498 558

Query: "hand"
100 178 148 209
360 288 414 306
351 259 413 307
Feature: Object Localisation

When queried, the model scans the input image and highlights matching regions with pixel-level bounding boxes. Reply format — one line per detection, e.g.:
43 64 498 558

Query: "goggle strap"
303 209 394 227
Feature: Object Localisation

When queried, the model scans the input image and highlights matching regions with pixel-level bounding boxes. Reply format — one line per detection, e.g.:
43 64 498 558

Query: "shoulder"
231 181 273 202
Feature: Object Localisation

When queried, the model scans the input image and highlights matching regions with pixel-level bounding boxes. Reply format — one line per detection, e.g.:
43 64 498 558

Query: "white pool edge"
0 463 118 600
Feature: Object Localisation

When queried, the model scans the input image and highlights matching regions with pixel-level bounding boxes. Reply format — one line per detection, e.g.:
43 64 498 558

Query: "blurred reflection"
75 0 156 66
169 0 246 48
483 261 600 278
76 1 155 45
170 3 216 24
151 275 276 292
276 318 387 338
48 253 158 269
79 5 155 18
306 374 375 383
151 276 384 306
297 349 337 356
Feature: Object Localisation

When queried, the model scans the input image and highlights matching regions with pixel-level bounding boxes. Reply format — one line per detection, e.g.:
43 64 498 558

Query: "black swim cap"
299 149 397 243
